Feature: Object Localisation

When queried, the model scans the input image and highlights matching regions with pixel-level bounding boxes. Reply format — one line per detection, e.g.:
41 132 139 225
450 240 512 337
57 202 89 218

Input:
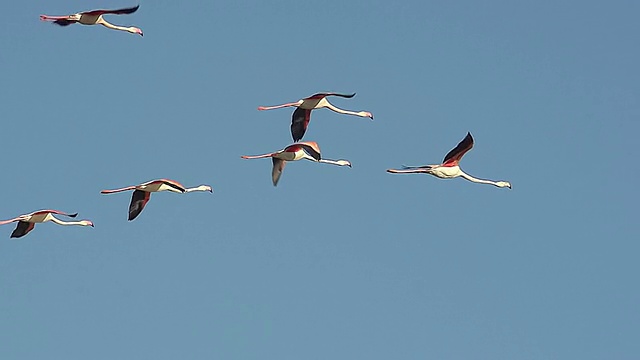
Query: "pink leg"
257 102 299 111
241 153 275 159
40 15 71 21
100 186 137 194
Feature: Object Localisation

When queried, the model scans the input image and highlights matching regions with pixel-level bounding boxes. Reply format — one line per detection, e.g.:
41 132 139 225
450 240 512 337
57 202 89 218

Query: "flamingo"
40 5 143 36
241 141 352 186
257 92 374 142
101 179 213 221
0 210 94 238
386 132 512 188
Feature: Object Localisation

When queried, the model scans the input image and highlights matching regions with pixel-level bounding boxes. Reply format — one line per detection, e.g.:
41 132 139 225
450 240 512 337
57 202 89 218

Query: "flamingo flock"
0 4 512 238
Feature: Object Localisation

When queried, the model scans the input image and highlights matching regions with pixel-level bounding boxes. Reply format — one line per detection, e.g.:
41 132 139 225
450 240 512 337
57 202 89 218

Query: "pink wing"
31 209 78 218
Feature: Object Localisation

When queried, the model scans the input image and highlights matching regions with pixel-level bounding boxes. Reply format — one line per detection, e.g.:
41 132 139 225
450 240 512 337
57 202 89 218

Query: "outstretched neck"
97 18 139 34
459 171 505 187
185 185 213 193
49 216 90 226
318 158 351 167
323 102 361 116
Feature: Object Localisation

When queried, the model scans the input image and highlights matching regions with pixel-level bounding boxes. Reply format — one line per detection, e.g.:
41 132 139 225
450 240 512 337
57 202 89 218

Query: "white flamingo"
258 92 373 142
101 179 213 221
0 210 94 238
241 141 351 186
387 132 512 188
40 5 143 36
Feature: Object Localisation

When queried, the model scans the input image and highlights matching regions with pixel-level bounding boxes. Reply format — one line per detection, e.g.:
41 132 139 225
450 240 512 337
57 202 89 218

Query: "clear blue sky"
1 0 638 359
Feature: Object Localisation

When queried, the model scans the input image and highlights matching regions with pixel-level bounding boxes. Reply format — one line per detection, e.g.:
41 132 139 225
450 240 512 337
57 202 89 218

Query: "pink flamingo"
101 179 213 221
241 141 352 186
258 92 373 142
387 132 512 188
40 5 143 36
0 210 94 238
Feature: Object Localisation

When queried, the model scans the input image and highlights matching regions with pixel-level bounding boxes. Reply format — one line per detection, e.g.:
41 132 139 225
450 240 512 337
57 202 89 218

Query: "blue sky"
0 0 638 359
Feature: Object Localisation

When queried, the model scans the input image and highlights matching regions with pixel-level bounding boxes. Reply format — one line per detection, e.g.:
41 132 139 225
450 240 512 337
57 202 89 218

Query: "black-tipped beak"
139 32 143 37
209 189 213 193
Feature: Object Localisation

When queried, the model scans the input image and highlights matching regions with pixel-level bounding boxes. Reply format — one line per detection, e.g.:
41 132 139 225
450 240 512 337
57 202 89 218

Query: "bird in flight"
101 179 213 221
387 132 512 188
0 210 94 238
40 5 143 36
258 92 373 142
241 141 352 186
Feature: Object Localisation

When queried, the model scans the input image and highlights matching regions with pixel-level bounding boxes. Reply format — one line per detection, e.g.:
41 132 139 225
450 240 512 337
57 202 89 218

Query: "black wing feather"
11 221 34 238
128 190 149 221
291 107 311 142
308 92 356 99
272 158 286 186
53 19 77 26
443 132 474 164
301 144 321 161
83 5 140 16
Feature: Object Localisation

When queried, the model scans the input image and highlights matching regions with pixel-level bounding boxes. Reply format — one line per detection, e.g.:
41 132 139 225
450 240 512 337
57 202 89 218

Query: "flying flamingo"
101 179 213 221
386 132 512 188
241 141 352 186
258 92 374 142
40 5 143 36
0 210 94 238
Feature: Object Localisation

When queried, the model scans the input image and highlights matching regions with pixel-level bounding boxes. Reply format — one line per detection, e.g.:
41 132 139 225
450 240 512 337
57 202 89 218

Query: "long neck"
97 18 131 32
323 102 362 117
185 185 211 193
318 158 349 166
49 216 87 226
387 168 429 174
459 170 502 187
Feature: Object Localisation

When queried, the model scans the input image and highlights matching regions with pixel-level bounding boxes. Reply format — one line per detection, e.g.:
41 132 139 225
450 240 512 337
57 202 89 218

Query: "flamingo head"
200 185 214 193
80 220 95 227
360 111 374 120
128 27 143 36
496 181 512 189
337 160 352 168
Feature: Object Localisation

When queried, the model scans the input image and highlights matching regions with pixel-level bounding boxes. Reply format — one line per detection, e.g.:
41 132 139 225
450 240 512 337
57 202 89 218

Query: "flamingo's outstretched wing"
128 190 150 221
82 5 140 16
272 158 286 187
32 210 77 218
300 143 321 161
442 132 474 166
306 92 356 100
11 221 35 238
291 107 311 142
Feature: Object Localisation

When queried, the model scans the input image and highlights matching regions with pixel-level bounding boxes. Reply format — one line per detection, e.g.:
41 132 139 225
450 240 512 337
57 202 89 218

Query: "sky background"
0 0 638 359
